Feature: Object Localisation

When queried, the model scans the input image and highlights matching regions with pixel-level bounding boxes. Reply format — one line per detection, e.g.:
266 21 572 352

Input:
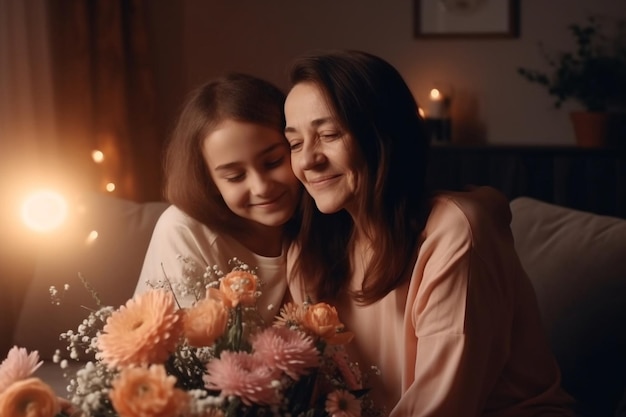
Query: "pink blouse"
288 187 574 416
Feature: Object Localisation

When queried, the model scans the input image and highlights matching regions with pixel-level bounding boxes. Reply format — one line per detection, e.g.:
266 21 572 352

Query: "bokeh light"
92 150 104 163
20 190 68 232
86 230 99 245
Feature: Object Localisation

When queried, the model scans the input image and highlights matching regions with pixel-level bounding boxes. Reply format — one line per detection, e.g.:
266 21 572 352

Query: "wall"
146 0 626 146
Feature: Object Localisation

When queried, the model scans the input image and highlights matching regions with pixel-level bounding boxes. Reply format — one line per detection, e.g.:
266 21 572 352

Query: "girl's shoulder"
151 204 224 249
157 204 217 232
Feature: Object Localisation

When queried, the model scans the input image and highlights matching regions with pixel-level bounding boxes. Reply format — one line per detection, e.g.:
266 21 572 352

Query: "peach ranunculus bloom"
218 270 258 308
110 364 188 417
98 289 183 368
183 297 229 347
0 346 43 394
303 303 354 345
0 377 60 417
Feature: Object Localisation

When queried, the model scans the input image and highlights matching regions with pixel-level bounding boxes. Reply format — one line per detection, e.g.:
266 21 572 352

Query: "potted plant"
518 16 626 147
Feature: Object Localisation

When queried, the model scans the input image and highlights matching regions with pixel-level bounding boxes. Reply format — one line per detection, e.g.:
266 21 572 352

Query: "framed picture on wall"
414 0 519 38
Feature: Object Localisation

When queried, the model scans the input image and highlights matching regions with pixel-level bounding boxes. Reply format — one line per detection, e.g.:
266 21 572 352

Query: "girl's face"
202 119 301 229
284 82 363 216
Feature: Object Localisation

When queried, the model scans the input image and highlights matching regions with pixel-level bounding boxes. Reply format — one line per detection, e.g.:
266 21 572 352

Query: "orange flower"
110 364 188 417
303 303 354 345
219 270 258 308
98 289 183 368
0 377 60 417
325 389 361 417
183 297 229 347
273 302 306 327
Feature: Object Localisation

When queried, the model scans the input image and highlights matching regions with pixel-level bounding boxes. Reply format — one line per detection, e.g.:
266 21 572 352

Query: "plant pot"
570 111 610 147
570 111 626 148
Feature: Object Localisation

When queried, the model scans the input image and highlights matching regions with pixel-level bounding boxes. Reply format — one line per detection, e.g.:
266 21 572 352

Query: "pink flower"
252 326 319 380
110 364 188 417
204 351 279 406
98 289 183 368
325 389 361 417
0 346 43 394
0 377 60 417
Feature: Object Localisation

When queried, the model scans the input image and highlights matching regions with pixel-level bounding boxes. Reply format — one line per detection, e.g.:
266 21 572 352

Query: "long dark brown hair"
164 72 297 237
288 50 431 305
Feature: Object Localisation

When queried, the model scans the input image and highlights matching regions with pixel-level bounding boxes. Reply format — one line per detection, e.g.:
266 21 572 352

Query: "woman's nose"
299 141 325 170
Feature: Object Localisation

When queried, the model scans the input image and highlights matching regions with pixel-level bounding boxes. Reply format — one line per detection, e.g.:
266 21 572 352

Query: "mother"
284 49 574 416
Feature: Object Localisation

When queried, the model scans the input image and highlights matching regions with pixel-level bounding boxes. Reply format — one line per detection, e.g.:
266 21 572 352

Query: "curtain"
48 0 162 202
0 0 163 355
0 0 58 357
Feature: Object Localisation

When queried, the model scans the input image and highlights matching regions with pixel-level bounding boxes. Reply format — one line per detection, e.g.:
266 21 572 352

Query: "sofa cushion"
510 197 626 417
12 193 168 362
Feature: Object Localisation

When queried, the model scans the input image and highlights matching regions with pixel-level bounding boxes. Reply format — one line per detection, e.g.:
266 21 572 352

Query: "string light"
92 150 104 163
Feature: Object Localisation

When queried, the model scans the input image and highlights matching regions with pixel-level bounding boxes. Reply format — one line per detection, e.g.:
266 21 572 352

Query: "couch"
5 192 626 416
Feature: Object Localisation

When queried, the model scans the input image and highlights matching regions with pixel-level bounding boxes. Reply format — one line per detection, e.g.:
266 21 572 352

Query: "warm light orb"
418 107 425 118
86 230 99 245
430 88 442 100
92 150 104 163
21 190 68 232
105 182 116 192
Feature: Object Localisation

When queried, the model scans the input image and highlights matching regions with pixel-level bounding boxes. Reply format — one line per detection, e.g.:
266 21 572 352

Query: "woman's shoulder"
425 186 513 245
430 186 510 224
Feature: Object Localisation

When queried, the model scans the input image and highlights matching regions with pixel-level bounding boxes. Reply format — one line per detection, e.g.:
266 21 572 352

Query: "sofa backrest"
10 193 626 415
11 192 168 360
510 196 626 417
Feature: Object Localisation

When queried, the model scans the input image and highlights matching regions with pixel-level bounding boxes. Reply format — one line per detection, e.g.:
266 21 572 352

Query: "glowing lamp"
21 190 68 232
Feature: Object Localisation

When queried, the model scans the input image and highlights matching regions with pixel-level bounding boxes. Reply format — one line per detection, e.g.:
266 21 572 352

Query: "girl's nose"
249 171 272 196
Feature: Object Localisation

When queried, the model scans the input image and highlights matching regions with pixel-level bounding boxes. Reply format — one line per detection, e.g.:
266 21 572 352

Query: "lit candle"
428 88 445 119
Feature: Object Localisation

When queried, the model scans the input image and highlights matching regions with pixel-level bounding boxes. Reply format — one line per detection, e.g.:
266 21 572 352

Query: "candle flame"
430 88 442 100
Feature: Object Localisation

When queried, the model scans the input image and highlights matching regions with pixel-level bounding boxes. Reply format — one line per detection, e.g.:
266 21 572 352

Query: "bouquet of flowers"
1 258 380 417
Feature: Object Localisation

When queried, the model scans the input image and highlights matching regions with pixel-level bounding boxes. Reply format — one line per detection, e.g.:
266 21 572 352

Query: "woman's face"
284 82 363 216
202 119 301 229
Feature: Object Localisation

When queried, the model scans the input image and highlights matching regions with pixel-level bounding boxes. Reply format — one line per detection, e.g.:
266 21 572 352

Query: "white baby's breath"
46 256 381 417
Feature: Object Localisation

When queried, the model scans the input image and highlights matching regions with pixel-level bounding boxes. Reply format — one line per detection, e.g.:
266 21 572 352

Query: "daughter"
134 73 301 322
